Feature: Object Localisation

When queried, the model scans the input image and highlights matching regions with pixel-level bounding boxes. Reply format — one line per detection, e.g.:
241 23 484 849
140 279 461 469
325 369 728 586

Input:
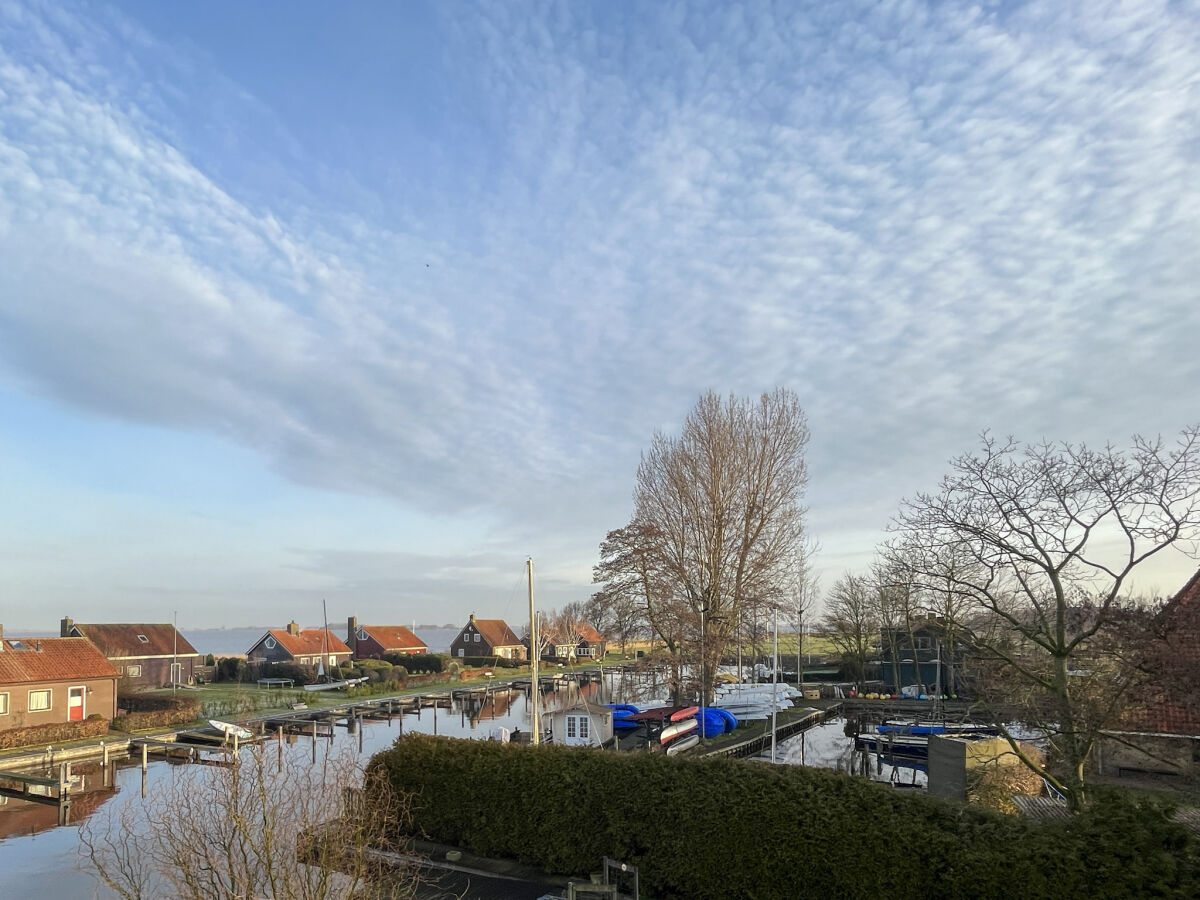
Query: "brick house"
1099 568 1200 778
345 617 427 659
450 615 526 660
61 618 201 688
0 627 119 730
246 622 353 669
542 623 608 661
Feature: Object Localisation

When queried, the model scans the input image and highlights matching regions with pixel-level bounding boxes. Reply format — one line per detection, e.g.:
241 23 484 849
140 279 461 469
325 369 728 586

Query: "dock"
703 704 842 759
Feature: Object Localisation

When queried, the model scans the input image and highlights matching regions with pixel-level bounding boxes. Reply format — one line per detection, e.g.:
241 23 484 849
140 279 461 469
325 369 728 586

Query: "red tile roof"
361 625 427 653
1120 567 1200 736
260 629 351 658
69 623 199 658
0 637 119 684
471 619 523 648
577 624 605 643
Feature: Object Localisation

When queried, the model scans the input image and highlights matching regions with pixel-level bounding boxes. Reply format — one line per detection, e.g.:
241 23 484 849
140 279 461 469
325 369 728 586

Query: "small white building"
547 703 614 748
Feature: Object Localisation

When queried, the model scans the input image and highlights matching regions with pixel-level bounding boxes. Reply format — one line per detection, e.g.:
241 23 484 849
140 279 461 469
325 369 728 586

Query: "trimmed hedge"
0 716 110 750
111 694 202 732
369 735 1199 900
383 653 443 673
458 656 521 669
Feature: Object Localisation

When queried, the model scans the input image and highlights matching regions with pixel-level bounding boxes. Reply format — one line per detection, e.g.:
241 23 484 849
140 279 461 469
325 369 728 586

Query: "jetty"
703 703 842 759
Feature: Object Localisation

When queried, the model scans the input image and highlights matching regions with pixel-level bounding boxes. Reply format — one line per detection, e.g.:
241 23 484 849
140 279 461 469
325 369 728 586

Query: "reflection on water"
0 678 901 898
770 718 929 788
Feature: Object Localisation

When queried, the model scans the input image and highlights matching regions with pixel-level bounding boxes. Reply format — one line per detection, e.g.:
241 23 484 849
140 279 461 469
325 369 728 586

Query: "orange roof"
471 618 523 648
260 629 351 658
361 625 426 653
0 637 119 685
577 624 605 642
69 622 199 658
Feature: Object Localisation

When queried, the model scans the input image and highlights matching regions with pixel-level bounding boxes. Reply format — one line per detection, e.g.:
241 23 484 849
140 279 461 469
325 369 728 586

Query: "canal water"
0 682 910 899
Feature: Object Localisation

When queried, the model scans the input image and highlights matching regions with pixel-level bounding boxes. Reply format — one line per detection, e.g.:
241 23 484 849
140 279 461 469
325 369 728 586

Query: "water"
0 680 875 898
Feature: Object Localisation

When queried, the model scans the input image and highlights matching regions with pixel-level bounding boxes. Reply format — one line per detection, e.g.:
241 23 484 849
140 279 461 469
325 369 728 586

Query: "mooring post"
278 726 284 770
233 732 239 755
358 713 363 753
433 702 438 735
141 742 148 772
311 720 317 764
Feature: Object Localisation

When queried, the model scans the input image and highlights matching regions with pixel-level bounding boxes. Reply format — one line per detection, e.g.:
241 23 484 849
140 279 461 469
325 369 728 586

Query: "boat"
714 707 739 731
208 719 253 741
303 676 368 692
695 707 728 737
669 705 699 723
302 599 366 692
659 718 698 745
665 733 700 755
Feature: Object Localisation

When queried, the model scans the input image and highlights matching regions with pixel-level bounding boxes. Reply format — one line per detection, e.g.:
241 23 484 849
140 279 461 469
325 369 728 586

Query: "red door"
68 686 85 721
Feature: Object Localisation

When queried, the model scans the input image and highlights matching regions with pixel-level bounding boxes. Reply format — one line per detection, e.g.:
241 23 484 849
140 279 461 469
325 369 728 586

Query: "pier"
703 703 843 759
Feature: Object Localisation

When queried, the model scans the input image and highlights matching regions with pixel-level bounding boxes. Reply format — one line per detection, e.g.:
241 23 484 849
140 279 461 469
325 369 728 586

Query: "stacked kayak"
607 703 641 729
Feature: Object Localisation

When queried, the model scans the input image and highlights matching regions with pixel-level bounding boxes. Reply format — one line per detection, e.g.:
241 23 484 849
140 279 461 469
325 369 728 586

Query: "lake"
0 681 910 898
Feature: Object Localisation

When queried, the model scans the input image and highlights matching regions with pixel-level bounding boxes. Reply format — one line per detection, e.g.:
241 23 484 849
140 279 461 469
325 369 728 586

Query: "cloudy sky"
1 0 1198 632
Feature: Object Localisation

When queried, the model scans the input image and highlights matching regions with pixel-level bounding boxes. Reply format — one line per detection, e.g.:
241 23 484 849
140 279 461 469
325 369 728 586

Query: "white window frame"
127 665 142 677
28 689 52 712
566 716 577 739
579 716 589 740
474 633 481 643
299 657 309 665
328 655 337 667
0 692 9 715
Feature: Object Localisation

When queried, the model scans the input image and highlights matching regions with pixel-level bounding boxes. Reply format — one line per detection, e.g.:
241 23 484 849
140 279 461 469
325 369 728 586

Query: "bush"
261 663 318 686
0 717 110 750
370 736 1200 900
216 657 248 683
460 656 521 669
204 653 216 666
112 695 202 732
383 653 443 673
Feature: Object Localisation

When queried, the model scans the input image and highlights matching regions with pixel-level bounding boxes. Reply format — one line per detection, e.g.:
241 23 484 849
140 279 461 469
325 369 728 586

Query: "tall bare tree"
887 426 1200 810
599 390 810 703
821 572 879 691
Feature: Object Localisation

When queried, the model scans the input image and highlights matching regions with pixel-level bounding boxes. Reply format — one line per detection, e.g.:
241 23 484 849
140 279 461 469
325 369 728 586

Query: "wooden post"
312 720 317 764
358 713 363 753
278 726 284 770
142 742 148 772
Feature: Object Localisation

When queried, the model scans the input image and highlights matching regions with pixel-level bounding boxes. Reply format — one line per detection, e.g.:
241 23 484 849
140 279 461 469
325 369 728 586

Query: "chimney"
0 623 4 650
36 639 42 652
469 613 476 623
347 616 358 652
61 616 74 637
287 620 300 636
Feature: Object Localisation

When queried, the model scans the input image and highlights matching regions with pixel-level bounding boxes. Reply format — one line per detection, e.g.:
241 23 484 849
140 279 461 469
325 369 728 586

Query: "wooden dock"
703 704 842 759
0 764 77 825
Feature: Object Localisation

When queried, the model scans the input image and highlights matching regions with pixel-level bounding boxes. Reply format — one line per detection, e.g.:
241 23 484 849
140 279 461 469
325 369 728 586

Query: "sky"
1 0 1198 632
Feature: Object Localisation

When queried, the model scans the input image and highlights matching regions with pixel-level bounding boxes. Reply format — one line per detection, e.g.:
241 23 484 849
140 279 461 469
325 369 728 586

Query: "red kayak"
669 705 699 723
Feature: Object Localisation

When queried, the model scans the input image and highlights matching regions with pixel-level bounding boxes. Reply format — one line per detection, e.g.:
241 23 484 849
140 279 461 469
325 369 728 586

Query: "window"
579 717 589 739
299 657 309 665
328 655 337 667
28 689 51 712
566 716 577 738
914 637 932 651
127 665 142 677
137 634 149 643
264 637 277 650
474 633 481 642
458 648 465 657
0 692 8 715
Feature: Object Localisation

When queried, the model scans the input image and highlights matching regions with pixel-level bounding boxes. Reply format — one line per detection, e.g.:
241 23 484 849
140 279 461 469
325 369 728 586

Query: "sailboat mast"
770 609 779 764
528 557 540 745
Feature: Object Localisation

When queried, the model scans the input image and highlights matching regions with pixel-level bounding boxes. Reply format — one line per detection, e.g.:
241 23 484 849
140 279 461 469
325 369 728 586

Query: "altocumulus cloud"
1 0 1198 602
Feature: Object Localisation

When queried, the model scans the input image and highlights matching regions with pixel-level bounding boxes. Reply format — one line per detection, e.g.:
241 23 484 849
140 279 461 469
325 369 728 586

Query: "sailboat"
303 599 368 692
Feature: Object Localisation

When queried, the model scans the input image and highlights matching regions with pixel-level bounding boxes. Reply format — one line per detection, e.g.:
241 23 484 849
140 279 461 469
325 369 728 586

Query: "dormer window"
137 635 149 643
264 637 277 650
358 628 368 641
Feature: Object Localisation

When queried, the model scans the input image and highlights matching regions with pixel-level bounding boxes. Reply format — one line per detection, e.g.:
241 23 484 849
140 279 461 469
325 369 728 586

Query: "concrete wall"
1097 733 1197 778
928 735 1026 802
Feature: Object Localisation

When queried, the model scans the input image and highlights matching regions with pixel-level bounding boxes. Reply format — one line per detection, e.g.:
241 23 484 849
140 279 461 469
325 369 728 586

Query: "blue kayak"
693 707 727 737
714 707 739 731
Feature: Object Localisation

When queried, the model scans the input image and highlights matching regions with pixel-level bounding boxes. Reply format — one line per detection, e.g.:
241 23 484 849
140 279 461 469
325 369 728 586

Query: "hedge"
111 694 202 732
383 653 443 673
369 735 1199 900
0 716 110 750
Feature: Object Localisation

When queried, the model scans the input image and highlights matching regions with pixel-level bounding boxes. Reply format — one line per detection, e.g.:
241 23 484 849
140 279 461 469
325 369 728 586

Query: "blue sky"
1 0 1198 631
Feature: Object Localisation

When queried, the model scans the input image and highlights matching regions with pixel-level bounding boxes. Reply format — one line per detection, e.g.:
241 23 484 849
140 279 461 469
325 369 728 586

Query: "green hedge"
112 694 201 732
458 656 521 669
0 716 110 750
369 735 1198 900
383 653 443 673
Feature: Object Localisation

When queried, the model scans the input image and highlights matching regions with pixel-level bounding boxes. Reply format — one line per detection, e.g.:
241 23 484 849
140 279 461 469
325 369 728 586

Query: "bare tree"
821 572 879 692
585 582 642 655
602 389 810 703
79 743 419 899
887 426 1200 810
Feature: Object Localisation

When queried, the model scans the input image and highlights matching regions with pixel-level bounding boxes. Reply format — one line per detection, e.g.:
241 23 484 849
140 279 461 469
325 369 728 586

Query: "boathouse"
345 617 427 659
0 628 119 730
61 618 201 688
546 702 614 748
246 622 353 669
450 615 526 660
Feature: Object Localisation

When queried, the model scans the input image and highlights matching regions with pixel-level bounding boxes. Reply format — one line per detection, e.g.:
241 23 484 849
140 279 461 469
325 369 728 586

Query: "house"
245 621 353 669
61 618 202 688
345 617 427 659
450 615 526 660
542 623 608 661
1099 568 1200 778
0 626 119 731
879 617 972 697
546 703 614 748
